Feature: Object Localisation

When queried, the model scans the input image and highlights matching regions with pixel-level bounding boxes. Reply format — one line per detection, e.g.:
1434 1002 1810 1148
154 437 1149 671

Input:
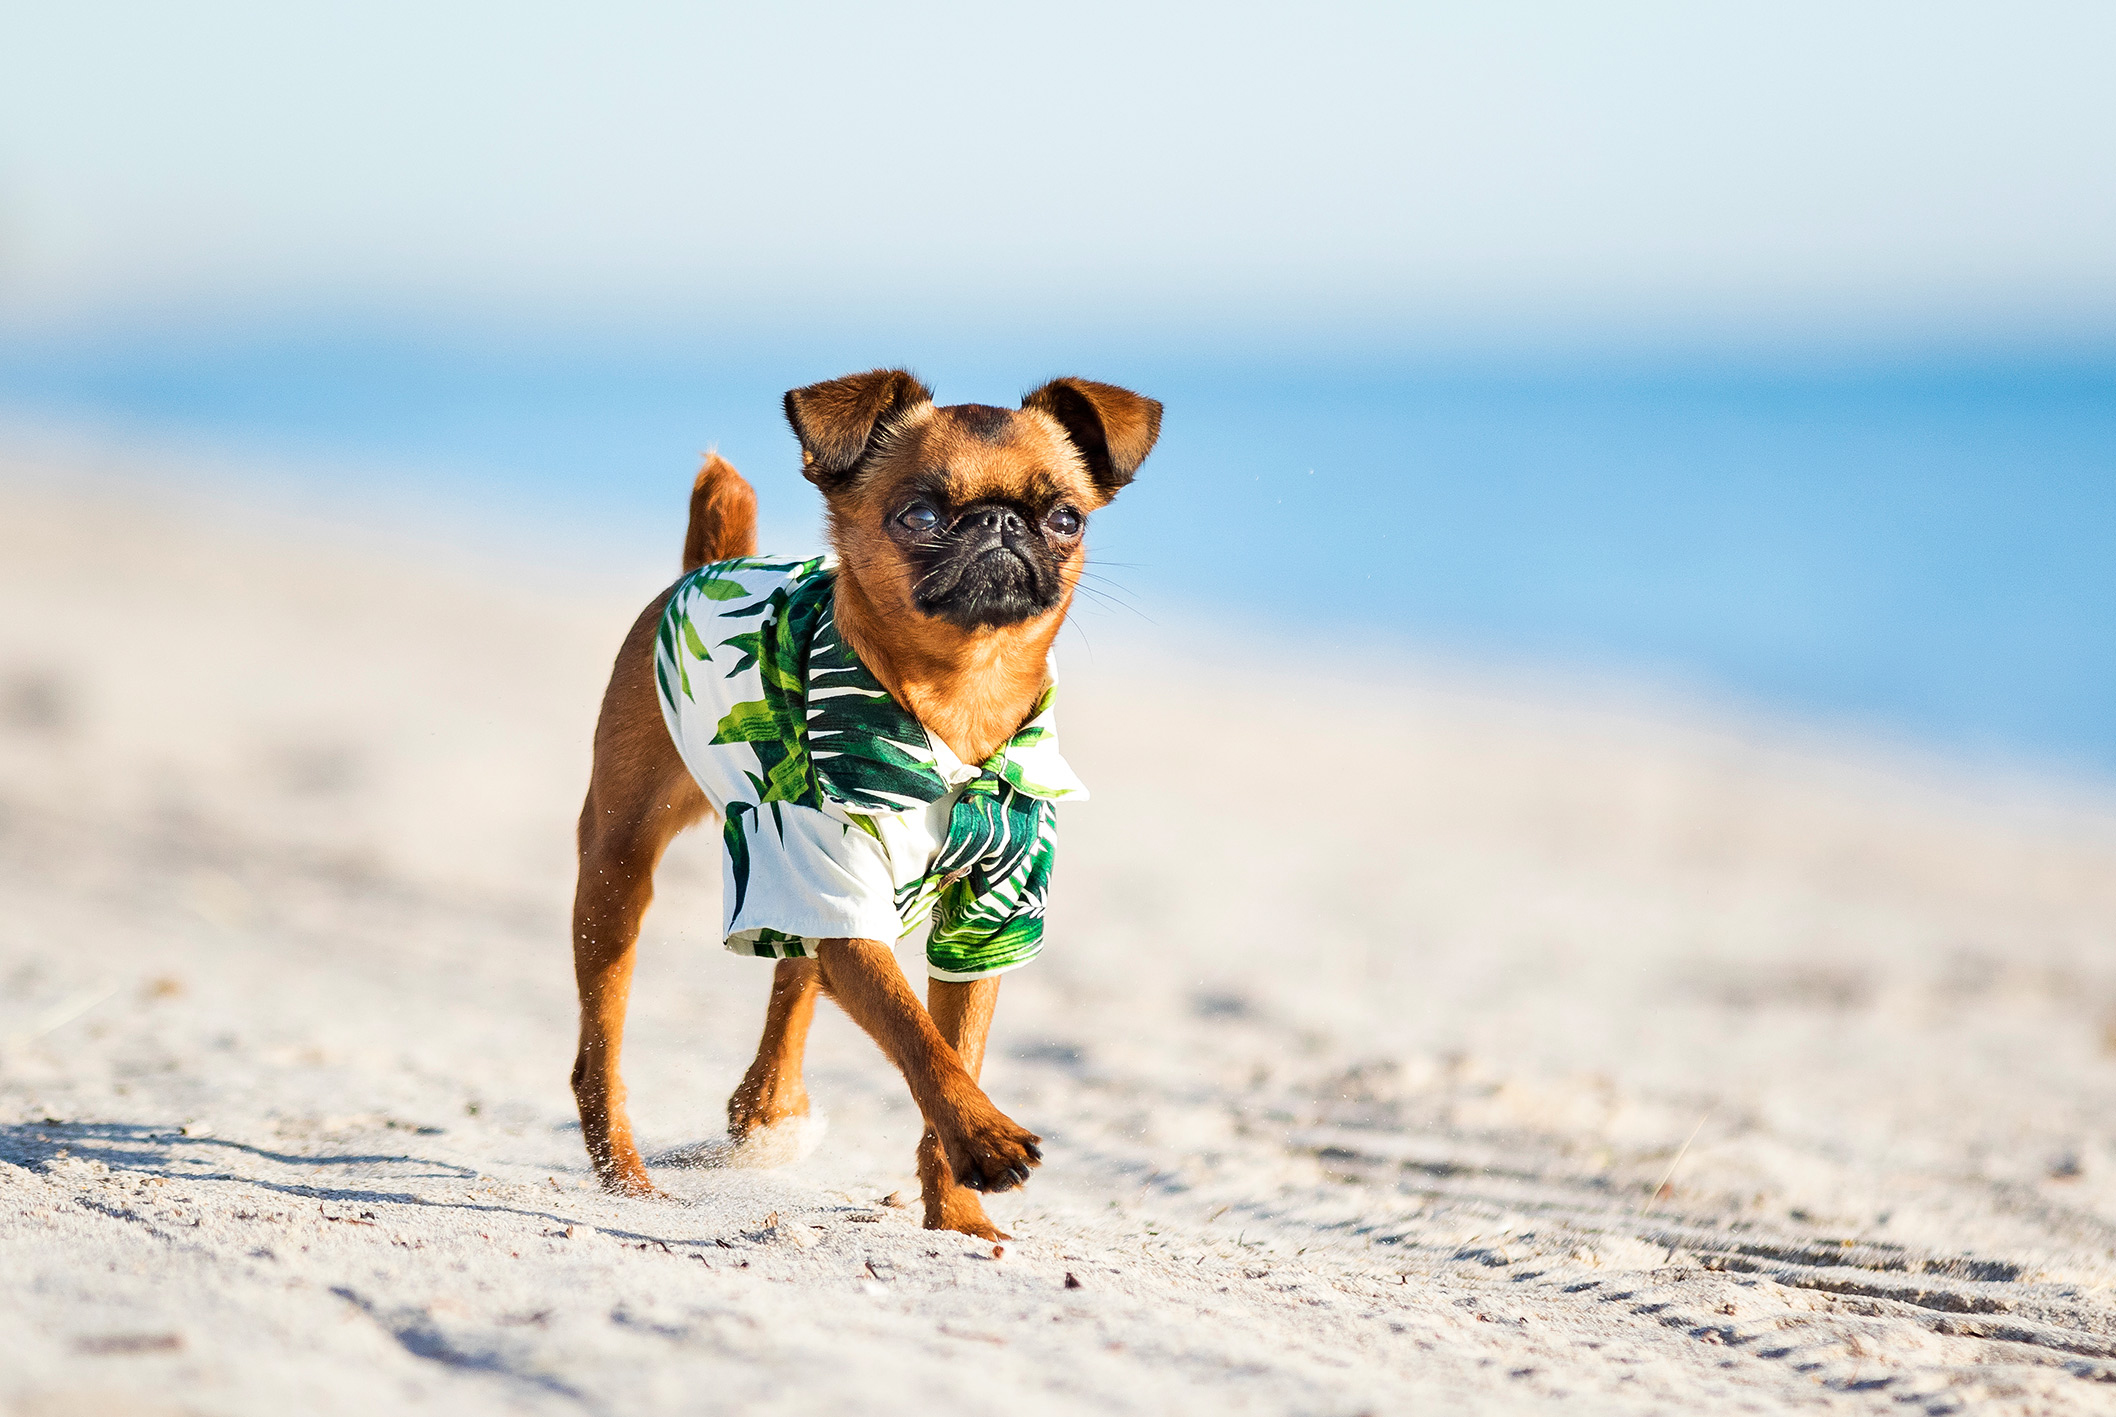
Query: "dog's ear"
783 369 935 489
1021 377 1162 500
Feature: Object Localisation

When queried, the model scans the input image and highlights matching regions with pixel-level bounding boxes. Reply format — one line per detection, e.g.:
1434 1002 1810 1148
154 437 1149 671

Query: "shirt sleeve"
721 800 904 949
923 796 1056 981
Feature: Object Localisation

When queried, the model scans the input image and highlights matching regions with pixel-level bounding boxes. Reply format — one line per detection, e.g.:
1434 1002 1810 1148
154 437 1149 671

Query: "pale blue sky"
3 1 2113 341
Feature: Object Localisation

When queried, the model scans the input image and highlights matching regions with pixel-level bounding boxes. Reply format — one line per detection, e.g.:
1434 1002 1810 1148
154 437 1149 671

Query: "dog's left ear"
1022 378 1162 500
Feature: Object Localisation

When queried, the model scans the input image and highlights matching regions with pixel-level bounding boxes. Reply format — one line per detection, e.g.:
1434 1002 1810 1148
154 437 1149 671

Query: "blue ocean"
3 326 2111 777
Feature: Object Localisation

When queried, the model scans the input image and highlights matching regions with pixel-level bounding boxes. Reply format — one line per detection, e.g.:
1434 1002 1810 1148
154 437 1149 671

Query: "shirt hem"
925 953 1040 983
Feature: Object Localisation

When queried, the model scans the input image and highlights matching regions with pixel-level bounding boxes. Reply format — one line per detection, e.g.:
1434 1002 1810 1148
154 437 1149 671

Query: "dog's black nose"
966 504 1027 536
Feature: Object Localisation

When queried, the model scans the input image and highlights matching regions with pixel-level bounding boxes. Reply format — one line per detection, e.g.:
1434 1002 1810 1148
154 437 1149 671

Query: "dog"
569 368 1160 1238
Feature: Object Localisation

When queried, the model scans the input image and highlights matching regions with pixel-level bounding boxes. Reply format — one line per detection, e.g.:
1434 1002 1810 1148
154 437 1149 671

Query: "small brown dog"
569 368 1159 1237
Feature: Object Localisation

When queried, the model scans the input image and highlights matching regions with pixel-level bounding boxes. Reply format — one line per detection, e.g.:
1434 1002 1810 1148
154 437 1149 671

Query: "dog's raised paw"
652 1113 828 1171
946 1117 1042 1193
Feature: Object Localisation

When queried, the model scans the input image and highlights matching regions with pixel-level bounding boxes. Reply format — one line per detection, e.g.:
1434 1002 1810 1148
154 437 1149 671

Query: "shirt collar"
801 567 1087 813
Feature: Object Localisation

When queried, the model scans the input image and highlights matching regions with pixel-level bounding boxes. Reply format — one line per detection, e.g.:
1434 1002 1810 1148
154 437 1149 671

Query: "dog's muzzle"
916 503 1059 628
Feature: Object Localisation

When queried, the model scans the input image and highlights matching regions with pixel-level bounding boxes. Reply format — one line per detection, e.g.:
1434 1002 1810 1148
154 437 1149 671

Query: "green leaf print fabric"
652 556 1085 980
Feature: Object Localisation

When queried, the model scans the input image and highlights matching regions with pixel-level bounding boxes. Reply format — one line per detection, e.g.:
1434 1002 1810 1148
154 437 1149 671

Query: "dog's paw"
941 1111 1042 1194
923 1191 1011 1240
726 1076 812 1141
596 1167 672 1201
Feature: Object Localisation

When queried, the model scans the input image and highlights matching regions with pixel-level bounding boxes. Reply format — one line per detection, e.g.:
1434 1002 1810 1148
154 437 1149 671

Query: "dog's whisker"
1070 573 1147 606
1059 606 1096 657
1072 575 1143 602
1064 582 1157 625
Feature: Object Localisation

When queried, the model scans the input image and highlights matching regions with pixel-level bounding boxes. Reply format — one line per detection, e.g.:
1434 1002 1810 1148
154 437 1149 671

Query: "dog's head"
785 369 1160 634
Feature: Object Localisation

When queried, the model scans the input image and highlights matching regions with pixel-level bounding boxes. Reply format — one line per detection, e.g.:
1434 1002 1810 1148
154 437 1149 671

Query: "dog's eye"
1045 506 1082 537
896 504 939 534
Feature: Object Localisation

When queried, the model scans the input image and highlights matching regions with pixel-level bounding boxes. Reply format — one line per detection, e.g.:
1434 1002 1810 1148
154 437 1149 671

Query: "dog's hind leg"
726 958 820 1142
571 452 751 1194
571 594 708 1196
917 975 1008 1238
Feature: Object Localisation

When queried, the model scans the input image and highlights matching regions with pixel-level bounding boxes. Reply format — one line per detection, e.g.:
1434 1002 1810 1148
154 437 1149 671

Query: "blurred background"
2 0 2111 776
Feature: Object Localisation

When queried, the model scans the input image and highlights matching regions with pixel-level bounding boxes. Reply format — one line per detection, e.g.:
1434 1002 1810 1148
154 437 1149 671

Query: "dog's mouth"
913 527 1061 630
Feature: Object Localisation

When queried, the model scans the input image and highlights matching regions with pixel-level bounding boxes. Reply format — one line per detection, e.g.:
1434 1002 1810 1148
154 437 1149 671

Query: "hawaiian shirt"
653 556 1086 980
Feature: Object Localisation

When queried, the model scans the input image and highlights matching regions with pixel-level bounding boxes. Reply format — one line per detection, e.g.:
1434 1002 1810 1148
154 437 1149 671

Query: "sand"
3 447 2115 1416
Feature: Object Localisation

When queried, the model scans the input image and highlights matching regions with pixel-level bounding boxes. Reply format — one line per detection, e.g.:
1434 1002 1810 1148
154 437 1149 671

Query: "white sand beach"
3 450 2115 1416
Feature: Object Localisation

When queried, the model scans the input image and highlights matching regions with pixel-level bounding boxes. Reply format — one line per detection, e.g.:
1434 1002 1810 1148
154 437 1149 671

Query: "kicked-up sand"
2 447 2115 1415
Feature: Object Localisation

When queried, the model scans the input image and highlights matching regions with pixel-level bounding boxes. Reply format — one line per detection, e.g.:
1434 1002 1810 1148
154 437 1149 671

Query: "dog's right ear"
783 369 935 490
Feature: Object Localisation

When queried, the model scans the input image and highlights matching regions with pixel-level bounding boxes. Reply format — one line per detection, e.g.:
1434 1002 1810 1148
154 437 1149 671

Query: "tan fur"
917 974 1008 1238
682 453 756 574
569 376 1159 1229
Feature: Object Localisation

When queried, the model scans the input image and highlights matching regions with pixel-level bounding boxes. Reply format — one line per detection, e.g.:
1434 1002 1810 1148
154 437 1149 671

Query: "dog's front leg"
727 958 820 1140
812 939 1041 1195
917 976 1009 1238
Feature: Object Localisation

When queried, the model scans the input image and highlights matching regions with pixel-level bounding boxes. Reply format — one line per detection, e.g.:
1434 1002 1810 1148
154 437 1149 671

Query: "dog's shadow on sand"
0 1119 816 1249
0 1118 478 1180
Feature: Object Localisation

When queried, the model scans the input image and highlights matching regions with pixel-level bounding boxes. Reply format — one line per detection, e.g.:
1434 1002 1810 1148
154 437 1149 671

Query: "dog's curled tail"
682 453 760 572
